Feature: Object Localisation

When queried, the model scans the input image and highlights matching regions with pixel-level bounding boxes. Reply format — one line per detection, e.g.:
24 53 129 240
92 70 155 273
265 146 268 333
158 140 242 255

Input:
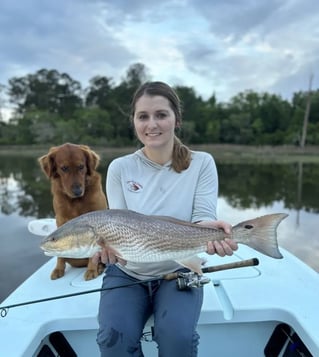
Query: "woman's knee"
97 325 143 356
97 326 122 349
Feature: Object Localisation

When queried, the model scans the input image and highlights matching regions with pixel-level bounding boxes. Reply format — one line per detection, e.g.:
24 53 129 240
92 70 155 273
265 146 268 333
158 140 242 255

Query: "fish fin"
233 213 288 259
176 256 206 275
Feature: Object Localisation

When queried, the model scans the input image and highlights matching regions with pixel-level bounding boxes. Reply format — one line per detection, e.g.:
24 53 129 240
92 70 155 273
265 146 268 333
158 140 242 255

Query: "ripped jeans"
97 264 203 357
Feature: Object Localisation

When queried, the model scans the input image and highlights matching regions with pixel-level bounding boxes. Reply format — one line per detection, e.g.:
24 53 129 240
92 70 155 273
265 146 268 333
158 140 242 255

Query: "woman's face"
133 95 177 150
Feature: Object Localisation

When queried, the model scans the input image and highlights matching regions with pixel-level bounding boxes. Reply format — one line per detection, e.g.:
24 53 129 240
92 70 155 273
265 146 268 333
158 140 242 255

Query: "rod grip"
202 258 259 274
163 258 259 281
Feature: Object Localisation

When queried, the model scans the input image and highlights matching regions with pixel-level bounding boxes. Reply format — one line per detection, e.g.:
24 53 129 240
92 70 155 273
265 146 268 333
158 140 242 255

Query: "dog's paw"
97 262 106 275
84 266 104 281
84 269 98 280
50 268 65 280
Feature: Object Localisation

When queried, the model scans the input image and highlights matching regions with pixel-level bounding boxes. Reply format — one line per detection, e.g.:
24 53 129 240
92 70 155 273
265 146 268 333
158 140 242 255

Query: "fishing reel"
176 272 211 290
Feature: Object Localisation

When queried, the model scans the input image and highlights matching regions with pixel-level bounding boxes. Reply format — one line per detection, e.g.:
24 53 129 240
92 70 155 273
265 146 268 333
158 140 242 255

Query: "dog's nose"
72 185 83 197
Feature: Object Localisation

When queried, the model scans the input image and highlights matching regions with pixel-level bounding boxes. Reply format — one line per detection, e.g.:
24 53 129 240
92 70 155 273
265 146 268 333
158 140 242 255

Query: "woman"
95 81 237 356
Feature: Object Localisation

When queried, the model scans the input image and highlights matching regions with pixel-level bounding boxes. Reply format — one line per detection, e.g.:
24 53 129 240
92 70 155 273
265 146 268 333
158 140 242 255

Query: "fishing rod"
0 258 259 318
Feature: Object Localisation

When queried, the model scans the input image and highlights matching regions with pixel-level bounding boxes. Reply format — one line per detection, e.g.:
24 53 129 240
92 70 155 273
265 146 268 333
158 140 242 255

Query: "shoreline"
0 144 319 163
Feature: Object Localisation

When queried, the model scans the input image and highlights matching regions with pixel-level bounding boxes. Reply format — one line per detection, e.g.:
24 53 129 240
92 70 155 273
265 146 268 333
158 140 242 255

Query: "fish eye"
244 224 254 229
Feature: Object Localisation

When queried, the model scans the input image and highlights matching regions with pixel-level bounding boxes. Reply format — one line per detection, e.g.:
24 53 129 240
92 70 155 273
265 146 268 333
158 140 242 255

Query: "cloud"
0 0 135 85
176 0 319 100
0 0 318 105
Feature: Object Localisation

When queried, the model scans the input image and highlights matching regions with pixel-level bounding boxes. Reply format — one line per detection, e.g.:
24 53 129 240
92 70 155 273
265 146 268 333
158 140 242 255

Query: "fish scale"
98 212 219 261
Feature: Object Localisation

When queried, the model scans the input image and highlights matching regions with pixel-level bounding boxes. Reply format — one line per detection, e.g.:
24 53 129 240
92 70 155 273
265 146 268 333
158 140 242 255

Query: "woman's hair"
130 81 191 173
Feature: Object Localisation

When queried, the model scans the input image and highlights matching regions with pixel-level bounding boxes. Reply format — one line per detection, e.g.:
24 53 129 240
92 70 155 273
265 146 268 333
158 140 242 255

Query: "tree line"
0 63 318 146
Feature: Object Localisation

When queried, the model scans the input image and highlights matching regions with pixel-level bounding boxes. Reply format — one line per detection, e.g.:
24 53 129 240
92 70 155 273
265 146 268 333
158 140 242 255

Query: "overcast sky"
1 0 318 114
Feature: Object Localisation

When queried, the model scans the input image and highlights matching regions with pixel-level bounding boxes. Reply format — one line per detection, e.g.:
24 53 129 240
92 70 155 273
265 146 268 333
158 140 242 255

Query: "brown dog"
38 143 107 280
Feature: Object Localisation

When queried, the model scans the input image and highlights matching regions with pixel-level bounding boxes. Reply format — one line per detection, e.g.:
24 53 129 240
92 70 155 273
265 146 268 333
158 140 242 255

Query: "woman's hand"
92 241 127 266
196 220 238 257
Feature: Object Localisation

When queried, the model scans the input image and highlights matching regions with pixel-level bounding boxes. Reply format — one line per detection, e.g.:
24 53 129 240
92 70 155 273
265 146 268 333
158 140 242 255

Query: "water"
0 154 318 302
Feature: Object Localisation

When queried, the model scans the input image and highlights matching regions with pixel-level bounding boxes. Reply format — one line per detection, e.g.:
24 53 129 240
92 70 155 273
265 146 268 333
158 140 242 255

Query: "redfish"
40 209 287 274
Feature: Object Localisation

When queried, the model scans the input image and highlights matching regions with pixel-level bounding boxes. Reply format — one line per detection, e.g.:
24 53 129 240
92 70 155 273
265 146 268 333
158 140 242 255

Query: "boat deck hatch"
264 323 312 357
36 332 77 357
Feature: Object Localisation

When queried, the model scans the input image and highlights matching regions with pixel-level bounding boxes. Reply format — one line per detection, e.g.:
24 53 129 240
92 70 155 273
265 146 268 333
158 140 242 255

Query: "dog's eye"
61 166 69 172
78 165 85 171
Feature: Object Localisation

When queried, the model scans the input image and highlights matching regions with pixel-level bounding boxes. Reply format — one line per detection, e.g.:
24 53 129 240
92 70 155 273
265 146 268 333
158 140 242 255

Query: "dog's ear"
80 145 100 176
38 149 58 178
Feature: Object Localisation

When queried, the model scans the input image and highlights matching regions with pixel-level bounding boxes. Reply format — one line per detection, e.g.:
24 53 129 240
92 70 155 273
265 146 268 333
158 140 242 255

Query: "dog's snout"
72 184 84 197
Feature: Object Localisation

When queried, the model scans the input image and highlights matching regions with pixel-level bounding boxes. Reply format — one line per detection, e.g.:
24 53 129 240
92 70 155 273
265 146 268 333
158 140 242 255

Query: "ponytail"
171 136 191 173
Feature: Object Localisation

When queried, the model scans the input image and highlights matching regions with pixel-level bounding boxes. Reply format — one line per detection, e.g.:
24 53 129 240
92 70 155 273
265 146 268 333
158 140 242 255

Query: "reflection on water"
0 154 319 301
216 161 319 274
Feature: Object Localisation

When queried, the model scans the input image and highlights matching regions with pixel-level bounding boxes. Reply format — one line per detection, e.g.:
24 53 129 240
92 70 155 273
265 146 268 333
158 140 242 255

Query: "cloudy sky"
0 0 318 116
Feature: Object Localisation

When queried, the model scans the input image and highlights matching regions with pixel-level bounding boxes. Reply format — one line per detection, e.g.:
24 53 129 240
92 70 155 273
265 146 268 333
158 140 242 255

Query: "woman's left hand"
196 220 238 257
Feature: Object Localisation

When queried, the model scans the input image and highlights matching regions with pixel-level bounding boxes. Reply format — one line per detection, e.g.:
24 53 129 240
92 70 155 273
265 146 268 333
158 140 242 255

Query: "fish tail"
234 213 288 259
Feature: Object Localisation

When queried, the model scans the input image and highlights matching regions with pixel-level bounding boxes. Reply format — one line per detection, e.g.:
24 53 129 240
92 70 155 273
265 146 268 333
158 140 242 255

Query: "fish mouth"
43 251 56 257
40 245 64 256
40 246 62 256
41 245 101 258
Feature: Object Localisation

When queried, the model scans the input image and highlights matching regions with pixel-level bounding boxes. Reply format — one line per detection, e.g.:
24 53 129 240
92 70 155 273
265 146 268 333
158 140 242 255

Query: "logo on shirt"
127 180 143 192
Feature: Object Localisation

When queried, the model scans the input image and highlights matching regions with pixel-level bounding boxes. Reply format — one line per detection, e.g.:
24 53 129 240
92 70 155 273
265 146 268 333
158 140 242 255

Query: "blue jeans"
97 264 203 357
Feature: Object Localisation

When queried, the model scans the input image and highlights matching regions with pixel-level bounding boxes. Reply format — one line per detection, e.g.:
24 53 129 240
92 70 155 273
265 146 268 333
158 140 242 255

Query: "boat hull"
1 246 318 357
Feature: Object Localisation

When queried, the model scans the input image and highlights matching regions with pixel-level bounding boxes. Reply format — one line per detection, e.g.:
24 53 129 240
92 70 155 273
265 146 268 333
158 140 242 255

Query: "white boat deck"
1 246 319 356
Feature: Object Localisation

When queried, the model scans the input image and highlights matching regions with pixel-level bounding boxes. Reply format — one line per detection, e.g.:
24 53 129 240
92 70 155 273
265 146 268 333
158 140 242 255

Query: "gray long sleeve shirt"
105 149 219 278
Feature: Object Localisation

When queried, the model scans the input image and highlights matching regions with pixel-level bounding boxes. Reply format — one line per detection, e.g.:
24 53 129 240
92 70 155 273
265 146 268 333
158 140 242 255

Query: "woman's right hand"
92 242 127 266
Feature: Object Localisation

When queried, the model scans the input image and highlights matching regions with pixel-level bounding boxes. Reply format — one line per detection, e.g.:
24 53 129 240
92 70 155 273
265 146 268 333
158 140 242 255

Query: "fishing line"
0 276 161 318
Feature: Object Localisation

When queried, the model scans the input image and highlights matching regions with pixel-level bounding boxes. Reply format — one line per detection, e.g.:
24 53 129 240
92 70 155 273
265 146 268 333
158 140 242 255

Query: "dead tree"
300 74 314 148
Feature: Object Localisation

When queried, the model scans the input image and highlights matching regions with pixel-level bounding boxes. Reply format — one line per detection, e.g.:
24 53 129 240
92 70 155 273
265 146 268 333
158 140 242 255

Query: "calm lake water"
1 151 319 302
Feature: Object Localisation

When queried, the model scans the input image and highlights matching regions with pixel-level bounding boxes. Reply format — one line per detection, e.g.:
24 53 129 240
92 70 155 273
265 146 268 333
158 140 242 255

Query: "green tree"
110 63 151 145
174 86 204 143
2 64 318 147
8 69 83 118
124 63 150 89
72 108 114 145
85 76 114 110
219 90 291 145
219 91 260 144
24 110 59 144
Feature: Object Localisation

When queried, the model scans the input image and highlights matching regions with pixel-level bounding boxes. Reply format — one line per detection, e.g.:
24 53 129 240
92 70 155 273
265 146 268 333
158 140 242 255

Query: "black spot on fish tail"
233 213 288 259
